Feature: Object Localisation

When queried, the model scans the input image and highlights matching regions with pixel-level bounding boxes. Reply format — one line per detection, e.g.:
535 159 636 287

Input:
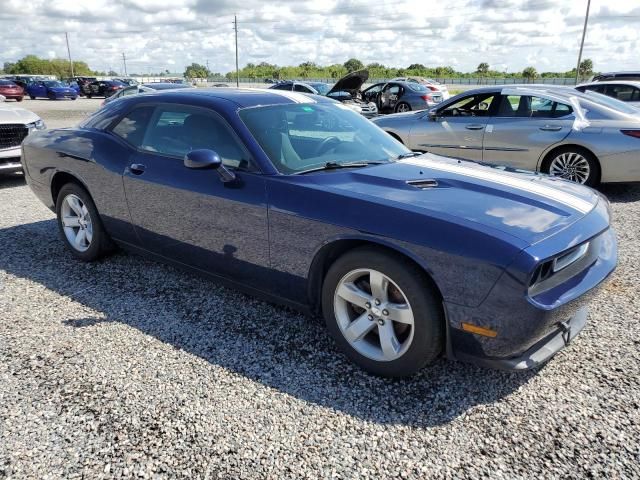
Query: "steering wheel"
314 136 340 156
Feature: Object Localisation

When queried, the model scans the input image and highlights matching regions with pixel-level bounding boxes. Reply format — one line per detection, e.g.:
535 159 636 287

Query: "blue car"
27 80 78 100
21 89 616 377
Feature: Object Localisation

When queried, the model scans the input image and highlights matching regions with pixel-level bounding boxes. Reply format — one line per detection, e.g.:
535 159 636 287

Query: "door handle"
129 163 146 175
465 124 485 130
539 125 562 131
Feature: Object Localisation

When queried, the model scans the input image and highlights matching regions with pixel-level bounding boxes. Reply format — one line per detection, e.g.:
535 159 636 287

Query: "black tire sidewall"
55 183 110 262
321 247 444 377
395 102 411 113
542 147 600 187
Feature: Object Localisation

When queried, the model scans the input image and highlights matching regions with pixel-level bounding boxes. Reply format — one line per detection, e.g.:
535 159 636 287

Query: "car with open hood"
269 70 378 117
1 103 45 173
26 80 78 100
373 85 640 186
21 88 616 377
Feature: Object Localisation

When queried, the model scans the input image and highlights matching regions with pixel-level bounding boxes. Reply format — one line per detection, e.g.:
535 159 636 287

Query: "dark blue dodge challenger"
21 88 617 377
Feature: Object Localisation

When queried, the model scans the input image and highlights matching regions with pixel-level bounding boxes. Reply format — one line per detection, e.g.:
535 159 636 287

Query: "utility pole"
122 52 128 77
234 15 239 88
575 0 591 85
65 32 74 78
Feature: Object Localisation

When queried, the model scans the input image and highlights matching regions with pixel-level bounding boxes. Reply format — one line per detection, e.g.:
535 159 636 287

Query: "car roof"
128 87 335 108
578 80 640 87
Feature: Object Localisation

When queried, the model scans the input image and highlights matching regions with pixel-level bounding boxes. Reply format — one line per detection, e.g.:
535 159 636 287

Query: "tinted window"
441 93 496 117
294 84 314 93
497 95 573 118
140 105 250 169
407 83 428 92
272 84 292 91
606 85 640 102
112 106 155 147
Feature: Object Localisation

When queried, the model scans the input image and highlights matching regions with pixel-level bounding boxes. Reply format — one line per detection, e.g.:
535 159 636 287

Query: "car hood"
327 69 369 97
0 104 39 124
311 153 601 246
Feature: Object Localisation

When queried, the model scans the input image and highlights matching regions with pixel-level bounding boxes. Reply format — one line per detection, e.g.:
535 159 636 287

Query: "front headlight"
27 119 46 130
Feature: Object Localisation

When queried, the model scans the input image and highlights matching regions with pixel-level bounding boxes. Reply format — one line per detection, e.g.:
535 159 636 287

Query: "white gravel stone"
0 99 638 479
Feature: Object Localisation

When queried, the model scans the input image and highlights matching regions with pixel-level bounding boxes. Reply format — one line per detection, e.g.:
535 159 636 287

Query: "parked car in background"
269 71 378 117
576 81 640 107
102 82 191 105
68 77 97 96
362 80 440 113
0 80 24 102
113 78 139 86
5 76 38 91
26 81 78 100
82 80 126 98
1 102 45 174
392 77 450 100
373 85 640 186
591 71 640 82
21 88 616 376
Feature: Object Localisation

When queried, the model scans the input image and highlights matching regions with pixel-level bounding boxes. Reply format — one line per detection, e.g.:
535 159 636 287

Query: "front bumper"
446 219 616 371
0 151 23 173
455 305 588 370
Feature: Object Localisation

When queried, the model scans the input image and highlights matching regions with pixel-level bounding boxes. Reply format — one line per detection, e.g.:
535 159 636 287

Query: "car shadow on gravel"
599 183 640 204
2 219 538 428
0 174 25 190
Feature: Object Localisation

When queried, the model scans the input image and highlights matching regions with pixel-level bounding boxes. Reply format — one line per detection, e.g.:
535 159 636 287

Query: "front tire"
16 97 23 102
542 147 600 186
322 247 444 377
29 95 36 100
55 183 113 261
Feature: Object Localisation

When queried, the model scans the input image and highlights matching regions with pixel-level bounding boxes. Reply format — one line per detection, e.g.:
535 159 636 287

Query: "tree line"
2 55 595 81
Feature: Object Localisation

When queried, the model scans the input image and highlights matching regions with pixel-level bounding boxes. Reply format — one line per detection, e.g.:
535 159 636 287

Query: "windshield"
44 81 64 88
407 83 428 92
239 103 409 174
580 90 639 115
309 83 331 95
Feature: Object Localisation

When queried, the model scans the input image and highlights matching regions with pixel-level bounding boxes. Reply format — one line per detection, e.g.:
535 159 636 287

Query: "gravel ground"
1 100 639 479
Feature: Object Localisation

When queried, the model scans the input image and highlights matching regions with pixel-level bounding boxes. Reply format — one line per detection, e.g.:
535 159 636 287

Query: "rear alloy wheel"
395 102 411 113
56 183 113 261
543 147 599 186
322 247 443 377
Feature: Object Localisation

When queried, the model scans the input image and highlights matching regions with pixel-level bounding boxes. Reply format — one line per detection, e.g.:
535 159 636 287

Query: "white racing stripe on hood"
401 158 594 214
267 90 317 104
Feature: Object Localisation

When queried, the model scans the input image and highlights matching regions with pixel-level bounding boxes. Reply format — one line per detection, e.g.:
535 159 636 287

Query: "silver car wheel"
333 268 415 362
61 194 93 252
549 152 591 184
396 103 411 113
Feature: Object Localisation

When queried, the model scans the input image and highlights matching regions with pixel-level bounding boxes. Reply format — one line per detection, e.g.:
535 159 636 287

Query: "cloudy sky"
1 0 638 74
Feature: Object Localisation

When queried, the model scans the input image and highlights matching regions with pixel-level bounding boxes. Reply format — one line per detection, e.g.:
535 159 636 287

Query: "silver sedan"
372 86 640 185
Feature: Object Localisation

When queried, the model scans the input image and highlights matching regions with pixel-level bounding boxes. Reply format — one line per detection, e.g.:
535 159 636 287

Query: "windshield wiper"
397 152 422 159
293 161 384 175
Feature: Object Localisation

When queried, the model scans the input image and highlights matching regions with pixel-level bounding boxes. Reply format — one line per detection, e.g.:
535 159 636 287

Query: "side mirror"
428 110 439 121
184 149 236 183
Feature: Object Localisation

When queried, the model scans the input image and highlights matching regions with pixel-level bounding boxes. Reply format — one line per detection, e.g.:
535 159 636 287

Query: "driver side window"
440 94 496 117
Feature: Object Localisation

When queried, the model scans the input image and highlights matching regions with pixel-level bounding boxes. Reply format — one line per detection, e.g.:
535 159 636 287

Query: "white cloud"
0 0 638 75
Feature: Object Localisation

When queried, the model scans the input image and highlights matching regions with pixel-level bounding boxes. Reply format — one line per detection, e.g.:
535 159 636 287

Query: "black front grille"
0 124 29 150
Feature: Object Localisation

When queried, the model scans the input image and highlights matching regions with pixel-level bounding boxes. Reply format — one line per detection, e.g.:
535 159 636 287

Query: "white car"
391 77 450 100
0 103 45 174
576 81 640 108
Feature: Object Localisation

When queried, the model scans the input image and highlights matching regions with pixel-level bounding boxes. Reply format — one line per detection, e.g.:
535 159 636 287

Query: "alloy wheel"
548 152 591 184
396 103 410 113
61 194 93 252
333 268 415 362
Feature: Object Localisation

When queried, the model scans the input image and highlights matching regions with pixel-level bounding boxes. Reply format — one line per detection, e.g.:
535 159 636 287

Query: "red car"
0 80 24 102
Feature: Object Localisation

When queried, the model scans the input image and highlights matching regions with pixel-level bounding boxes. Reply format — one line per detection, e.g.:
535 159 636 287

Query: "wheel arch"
307 236 444 314
50 170 92 206
537 142 599 172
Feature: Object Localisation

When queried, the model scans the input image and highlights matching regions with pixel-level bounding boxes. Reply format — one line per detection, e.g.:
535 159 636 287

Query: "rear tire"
16 97 23 102
541 146 600 187
395 102 411 113
55 183 114 262
321 246 444 377
29 95 36 100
